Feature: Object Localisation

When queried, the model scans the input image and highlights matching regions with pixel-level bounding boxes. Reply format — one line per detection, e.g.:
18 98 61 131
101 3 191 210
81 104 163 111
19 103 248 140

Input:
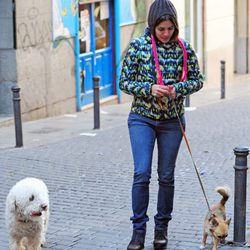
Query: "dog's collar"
18 218 31 223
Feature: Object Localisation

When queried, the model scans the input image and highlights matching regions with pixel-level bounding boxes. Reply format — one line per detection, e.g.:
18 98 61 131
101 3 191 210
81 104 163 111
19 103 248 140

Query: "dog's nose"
41 204 48 211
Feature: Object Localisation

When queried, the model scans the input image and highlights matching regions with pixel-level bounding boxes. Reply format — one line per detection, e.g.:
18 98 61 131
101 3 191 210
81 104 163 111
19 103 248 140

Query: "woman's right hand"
151 84 176 99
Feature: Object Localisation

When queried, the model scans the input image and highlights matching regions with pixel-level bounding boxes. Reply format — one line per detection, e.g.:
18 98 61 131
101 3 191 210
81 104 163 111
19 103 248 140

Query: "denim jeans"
128 111 185 233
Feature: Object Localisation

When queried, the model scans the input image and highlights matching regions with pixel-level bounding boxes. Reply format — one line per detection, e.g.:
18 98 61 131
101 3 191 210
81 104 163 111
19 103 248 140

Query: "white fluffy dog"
5 177 49 250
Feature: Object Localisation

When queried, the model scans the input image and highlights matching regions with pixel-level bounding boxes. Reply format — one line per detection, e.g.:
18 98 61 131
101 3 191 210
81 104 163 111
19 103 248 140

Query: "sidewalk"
1 74 250 150
0 75 250 249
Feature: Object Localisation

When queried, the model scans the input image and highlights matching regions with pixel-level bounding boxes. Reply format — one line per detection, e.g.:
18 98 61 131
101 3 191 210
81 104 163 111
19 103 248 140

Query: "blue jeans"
128 111 185 233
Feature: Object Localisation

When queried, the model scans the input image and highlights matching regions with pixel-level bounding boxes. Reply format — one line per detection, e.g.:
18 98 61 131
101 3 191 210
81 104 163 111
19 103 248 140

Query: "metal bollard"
233 147 249 244
11 86 23 147
221 60 226 99
93 75 101 129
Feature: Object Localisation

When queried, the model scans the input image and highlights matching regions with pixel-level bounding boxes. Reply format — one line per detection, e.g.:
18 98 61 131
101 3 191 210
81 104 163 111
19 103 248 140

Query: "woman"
119 0 203 249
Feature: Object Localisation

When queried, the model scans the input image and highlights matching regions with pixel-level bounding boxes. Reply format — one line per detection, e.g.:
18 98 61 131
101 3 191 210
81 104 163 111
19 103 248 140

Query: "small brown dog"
200 186 231 250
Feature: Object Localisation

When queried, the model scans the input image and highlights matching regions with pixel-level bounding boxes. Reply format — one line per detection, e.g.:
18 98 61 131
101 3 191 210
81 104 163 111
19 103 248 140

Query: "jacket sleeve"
173 41 204 97
119 39 152 97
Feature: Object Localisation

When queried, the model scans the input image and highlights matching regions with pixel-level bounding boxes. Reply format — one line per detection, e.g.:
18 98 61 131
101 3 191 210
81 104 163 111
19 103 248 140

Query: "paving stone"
0 81 250 249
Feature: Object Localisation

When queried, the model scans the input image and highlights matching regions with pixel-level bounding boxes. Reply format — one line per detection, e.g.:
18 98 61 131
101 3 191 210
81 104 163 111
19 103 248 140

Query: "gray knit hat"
148 0 178 37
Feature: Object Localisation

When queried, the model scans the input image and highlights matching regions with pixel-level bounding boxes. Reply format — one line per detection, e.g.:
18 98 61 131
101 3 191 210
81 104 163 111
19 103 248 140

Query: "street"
0 83 250 249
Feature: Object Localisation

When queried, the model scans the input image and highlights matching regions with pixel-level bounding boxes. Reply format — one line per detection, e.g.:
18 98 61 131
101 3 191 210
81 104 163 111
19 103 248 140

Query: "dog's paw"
41 238 46 247
200 245 205 249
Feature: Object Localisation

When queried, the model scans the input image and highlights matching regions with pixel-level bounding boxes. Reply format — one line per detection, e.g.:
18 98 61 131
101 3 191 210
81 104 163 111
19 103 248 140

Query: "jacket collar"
144 27 177 49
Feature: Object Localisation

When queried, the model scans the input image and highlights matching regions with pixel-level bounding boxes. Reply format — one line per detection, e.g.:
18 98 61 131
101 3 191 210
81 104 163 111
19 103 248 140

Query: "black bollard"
233 147 249 244
93 75 101 129
221 60 226 99
11 86 23 147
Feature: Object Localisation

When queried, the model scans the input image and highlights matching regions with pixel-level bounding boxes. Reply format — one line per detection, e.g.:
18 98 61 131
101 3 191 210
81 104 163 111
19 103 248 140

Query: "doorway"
78 0 113 106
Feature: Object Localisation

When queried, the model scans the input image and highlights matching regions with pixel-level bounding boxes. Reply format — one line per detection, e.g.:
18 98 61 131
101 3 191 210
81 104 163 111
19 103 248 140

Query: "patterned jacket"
119 28 204 120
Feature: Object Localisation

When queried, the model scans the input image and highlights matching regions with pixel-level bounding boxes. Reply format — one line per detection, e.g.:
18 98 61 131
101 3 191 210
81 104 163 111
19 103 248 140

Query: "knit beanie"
148 0 178 36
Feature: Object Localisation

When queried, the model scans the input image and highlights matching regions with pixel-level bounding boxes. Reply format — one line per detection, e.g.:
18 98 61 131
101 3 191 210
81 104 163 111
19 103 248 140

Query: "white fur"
5 177 49 250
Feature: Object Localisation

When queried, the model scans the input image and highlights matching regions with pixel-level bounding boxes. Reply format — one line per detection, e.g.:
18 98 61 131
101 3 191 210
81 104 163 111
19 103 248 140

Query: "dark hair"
155 14 179 41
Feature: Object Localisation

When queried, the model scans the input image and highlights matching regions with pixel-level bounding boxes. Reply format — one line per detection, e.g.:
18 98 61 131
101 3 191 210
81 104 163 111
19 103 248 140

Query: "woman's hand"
151 84 176 99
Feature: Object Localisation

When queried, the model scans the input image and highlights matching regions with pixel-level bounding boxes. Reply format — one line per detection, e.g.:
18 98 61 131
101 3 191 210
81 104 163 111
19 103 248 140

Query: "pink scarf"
151 35 188 85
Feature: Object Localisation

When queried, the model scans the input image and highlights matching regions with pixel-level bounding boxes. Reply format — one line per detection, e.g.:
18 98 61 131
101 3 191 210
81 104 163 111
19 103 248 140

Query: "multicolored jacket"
119 28 204 120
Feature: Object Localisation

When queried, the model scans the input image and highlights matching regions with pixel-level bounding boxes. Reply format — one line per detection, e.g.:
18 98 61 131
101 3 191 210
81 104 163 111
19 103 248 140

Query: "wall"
119 0 236 94
175 0 235 87
15 0 76 121
1 0 240 118
205 0 234 86
173 0 185 37
0 0 17 115
234 0 249 74
168 0 235 88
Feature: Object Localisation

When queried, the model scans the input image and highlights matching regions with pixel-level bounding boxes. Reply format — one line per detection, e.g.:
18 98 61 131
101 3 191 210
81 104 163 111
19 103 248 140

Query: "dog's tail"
215 186 231 205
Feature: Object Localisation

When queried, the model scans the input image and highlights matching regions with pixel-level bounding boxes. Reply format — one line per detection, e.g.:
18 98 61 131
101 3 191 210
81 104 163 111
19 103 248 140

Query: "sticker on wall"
52 0 78 40
120 0 136 25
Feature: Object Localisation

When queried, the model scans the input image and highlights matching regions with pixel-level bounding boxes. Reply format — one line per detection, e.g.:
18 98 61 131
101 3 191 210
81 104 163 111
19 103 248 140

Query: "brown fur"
200 186 231 250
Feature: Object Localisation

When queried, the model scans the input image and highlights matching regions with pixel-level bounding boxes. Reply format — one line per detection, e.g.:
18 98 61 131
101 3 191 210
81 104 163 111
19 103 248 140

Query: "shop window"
79 1 110 54
79 4 91 53
94 1 110 50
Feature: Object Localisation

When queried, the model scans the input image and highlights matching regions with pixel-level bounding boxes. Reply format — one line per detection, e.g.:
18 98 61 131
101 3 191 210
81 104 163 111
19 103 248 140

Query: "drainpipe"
12 0 16 49
202 0 207 76
114 0 121 103
185 0 191 42
184 0 191 107
75 4 81 111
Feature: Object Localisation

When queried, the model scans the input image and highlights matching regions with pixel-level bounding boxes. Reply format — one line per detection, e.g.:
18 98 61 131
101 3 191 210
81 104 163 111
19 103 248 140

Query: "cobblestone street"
0 82 250 249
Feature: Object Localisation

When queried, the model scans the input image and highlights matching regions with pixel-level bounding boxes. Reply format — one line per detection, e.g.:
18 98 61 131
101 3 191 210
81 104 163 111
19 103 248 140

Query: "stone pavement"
0 75 250 250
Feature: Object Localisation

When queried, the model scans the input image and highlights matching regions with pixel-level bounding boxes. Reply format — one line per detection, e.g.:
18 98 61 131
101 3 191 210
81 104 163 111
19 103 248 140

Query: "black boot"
153 230 168 249
127 231 145 250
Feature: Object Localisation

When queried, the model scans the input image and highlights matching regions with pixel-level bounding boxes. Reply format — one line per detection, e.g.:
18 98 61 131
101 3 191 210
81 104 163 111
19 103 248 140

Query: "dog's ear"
7 194 18 212
226 218 231 225
210 218 219 228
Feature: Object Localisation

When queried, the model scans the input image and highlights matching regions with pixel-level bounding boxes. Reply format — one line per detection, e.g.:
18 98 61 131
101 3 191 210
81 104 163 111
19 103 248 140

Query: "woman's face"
155 20 175 43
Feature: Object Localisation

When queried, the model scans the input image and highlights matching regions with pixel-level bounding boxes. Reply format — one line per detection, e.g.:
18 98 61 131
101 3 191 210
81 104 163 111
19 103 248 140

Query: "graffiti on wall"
52 0 78 40
17 6 52 52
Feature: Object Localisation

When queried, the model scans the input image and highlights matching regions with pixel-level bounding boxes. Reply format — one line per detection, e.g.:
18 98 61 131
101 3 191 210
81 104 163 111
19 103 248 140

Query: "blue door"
78 0 113 107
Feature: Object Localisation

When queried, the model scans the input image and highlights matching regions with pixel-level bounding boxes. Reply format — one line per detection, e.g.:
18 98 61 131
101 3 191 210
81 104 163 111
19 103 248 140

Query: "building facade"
0 0 249 121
